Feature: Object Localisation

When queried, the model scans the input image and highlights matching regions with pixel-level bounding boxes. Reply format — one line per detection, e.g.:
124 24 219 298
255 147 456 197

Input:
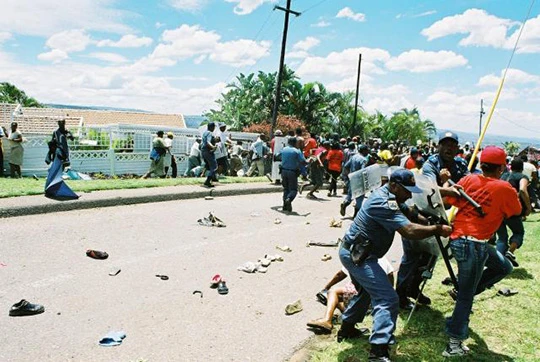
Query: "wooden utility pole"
352 53 362 136
479 99 485 137
270 0 300 138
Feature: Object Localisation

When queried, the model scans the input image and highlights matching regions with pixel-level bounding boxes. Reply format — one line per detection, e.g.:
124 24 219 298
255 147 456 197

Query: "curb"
0 184 282 219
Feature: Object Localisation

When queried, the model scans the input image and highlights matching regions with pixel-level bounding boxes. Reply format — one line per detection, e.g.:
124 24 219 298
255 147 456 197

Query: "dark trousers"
281 169 298 202
164 156 178 178
397 238 432 299
328 170 340 194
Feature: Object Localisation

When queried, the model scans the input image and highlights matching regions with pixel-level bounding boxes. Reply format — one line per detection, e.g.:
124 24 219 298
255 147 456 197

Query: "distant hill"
45 103 150 113
443 130 540 149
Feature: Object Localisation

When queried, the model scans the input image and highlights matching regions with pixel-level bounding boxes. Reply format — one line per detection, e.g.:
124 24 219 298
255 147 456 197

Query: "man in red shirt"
404 147 419 170
442 146 521 357
303 132 317 158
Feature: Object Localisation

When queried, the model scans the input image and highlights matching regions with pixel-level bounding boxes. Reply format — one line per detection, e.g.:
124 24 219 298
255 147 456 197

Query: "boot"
368 344 391 362
337 322 369 342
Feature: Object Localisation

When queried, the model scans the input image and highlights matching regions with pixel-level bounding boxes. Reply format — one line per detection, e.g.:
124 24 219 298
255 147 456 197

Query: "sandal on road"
210 274 222 288
217 281 229 295
99 331 126 347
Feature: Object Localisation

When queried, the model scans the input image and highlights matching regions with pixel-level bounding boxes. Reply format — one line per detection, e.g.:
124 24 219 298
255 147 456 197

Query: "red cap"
480 146 506 165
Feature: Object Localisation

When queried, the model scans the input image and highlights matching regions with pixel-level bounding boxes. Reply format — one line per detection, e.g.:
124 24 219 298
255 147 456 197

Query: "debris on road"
306 238 341 248
9 299 45 317
155 274 169 280
285 299 303 315
237 262 259 273
198 212 226 227
217 280 229 295
108 268 121 276
321 254 332 262
329 218 342 228
204 196 214 200
193 290 203 298
274 218 282 224
86 249 109 260
98 331 126 347
276 245 292 252
210 274 222 288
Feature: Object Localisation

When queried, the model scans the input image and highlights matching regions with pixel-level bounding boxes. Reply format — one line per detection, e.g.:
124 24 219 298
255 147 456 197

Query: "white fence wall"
1 125 258 177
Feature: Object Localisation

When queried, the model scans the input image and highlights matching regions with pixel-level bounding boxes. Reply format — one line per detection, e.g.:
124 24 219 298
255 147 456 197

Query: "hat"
359 144 368 152
275 130 283 136
480 146 506 165
167 132 174 137
348 142 356 148
439 131 459 143
390 169 422 194
410 147 418 155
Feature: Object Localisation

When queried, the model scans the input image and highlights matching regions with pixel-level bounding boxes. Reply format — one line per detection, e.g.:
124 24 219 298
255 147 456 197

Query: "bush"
242 115 305 138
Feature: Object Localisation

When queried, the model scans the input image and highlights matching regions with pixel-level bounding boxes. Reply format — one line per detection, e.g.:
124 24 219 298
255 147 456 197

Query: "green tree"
503 141 521 156
380 108 436 144
0 82 43 107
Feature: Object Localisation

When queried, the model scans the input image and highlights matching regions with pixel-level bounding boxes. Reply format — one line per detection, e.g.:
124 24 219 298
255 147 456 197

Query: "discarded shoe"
497 288 518 297
217 281 229 295
210 274 222 288
99 331 126 347
237 262 259 273
198 212 226 227
505 251 519 267
9 299 45 317
276 245 292 252
307 318 332 332
86 249 109 260
285 299 303 315
321 254 332 262
316 290 328 306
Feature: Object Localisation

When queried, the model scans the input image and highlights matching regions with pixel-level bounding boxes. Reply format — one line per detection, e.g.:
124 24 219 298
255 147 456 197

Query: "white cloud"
287 51 309 59
0 32 12 43
37 49 68 63
97 34 153 48
45 29 93 53
225 0 276 15
413 10 437 18
477 68 540 87
336 7 366 22
292 37 320 51
506 15 540 54
87 52 129 63
168 0 209 12
155 22 166 29
311 20 330 28
385 50 468 73
421 8 516 48
297 47 391 79
0 0 131 36
140 24 271 68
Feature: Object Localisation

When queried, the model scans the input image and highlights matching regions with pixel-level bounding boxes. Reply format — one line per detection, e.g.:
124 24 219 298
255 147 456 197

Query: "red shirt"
405 157 416 170
304 138 317 157
447 174 521 240
327 149 344 172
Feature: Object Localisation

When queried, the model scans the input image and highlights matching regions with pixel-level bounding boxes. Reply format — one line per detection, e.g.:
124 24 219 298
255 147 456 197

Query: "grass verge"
300 214 540 362
0 176 268 198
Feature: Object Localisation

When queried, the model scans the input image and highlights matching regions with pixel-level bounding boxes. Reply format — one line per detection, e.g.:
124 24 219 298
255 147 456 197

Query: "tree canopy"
205 67 436 143
0 82 43 107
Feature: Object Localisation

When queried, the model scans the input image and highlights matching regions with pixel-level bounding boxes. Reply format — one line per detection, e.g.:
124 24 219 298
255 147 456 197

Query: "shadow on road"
270 205 311 217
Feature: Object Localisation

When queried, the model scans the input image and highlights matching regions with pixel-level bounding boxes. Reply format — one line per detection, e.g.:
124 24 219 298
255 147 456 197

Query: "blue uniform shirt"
422 154 469 185
280 146 305 171
343 153 367 173
202 130 213 151
343 184 411 258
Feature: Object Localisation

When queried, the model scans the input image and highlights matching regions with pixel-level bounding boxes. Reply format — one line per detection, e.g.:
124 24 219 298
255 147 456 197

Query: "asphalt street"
0 190 403 362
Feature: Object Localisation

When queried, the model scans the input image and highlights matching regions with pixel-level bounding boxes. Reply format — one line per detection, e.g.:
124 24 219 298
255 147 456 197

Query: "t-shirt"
378 149 392 162
446 174 522 240
405 157 416 170
522 162 536 179
327 149 344 172
304 138 317 157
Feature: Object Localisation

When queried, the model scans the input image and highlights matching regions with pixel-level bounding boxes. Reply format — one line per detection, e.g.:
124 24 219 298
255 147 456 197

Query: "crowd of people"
273 128 536 361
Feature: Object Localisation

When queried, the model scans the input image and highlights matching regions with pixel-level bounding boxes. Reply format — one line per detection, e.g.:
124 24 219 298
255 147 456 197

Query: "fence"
1 124 258 177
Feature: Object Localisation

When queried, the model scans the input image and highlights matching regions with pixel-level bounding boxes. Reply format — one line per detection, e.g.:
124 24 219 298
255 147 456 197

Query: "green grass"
0 176 268 198
304 214 540 362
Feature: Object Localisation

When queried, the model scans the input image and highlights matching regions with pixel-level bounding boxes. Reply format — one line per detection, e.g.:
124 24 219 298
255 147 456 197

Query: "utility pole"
352 53 362 136
479 99 485 137
270 0 300 138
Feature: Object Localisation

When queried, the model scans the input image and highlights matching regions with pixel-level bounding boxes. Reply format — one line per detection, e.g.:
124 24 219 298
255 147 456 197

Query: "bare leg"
323 287 346 323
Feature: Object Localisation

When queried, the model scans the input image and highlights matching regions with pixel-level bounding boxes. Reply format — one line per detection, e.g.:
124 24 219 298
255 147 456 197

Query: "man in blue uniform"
340 144 369 217
280 137 306 212
339 169 453 362
201 122 217 188
397 132 469 309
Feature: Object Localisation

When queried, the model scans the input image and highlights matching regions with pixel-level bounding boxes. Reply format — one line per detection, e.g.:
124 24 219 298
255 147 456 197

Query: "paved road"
0 191 403 362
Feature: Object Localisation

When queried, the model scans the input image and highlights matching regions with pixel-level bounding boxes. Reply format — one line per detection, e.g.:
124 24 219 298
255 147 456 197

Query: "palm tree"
0 82 43 107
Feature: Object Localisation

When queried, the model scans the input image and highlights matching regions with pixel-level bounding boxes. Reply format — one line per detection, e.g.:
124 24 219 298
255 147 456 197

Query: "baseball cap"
439 131 459 143
410 147 418 155
167 131 174 137
359 144 368 152
390 169 422 193
480 146 507 165
275 130 283 136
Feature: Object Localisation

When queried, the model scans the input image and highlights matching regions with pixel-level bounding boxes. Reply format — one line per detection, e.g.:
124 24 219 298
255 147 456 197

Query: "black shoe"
340 203 347 217
337 323 369 342
9 299 45 317
204 182 215 188
417 293 431 305
283 199 292 212
505 251 519 267
399 297 415 311
369 344 392 362
441 276 453 286
316 290 328 306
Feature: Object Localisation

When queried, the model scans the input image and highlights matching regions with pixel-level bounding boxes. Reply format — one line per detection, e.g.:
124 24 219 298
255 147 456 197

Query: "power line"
300 0 331 14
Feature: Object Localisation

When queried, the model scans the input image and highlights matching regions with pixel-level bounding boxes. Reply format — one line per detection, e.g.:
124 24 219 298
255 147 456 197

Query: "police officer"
201 122 217 188
397 131 469 309
340 144 369 217
339 169 453 362
280 136 306 212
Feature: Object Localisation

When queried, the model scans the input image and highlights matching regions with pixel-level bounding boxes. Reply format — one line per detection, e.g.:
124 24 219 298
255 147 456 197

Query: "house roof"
64 109 185 129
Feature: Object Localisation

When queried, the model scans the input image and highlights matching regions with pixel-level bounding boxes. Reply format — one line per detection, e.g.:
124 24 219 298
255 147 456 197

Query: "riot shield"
408 173 449 255
349 164 382 199
271 136 287 182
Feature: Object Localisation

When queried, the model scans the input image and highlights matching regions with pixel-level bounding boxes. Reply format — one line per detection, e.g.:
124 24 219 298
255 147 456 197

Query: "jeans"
496 216 525 254
281 169 298 202
340 247 398 345
445 239 513 339
202 150 217 179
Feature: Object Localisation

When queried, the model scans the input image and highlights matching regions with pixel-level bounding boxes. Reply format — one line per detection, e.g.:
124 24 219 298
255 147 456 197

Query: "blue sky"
1 0 539 139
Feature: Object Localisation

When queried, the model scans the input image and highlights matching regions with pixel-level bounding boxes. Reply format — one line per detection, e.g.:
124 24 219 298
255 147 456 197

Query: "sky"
1 0 540 139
